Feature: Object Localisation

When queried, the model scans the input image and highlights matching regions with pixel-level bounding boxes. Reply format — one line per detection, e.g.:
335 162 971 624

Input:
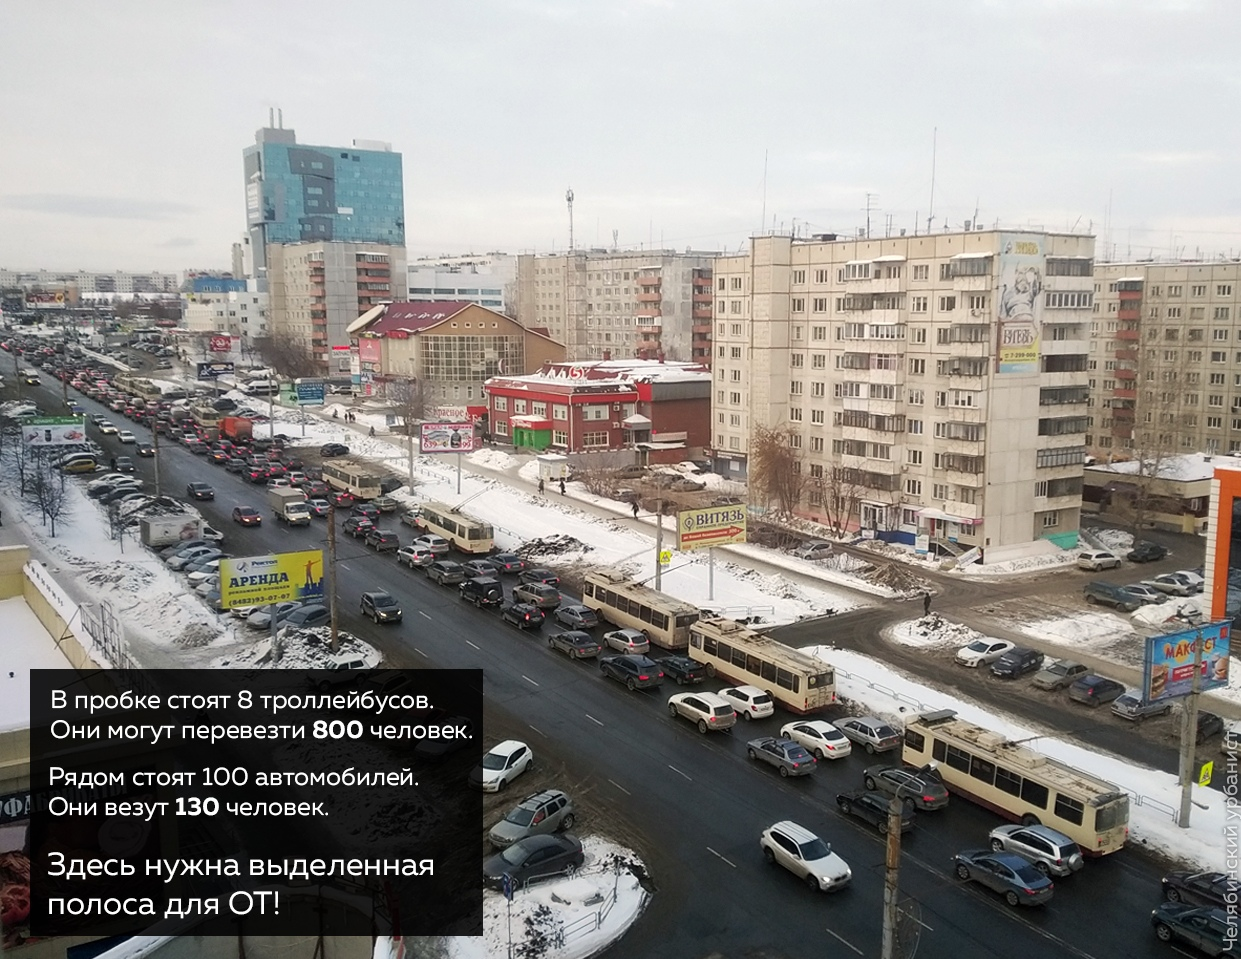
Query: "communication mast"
566 188 575 253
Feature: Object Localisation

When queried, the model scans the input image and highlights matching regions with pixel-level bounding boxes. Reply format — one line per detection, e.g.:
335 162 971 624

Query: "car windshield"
799 837 830 860
373 595 397 607
787 746 811 761
505 807 537 827
966 641 990 653
1047 663 1069 676
1015 864 1045 884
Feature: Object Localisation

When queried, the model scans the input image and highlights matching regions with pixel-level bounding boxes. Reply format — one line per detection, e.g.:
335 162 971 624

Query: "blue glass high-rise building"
243 124 405 284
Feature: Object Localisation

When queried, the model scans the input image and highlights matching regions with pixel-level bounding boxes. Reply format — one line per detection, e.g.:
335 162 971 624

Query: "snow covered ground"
887 614 983 649
806 644 1232 872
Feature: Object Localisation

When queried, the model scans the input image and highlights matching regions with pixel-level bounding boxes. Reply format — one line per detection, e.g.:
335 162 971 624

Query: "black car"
320 443 350 457
599 654 664 691
342 516 374 538
364 529 401 552
113 456 135 473
1162 870 1241 909
502 603 545 630
660 655 706 685
460 577 504 608
520 567 561 586
1127 540 1169 563
135 443 155 458
208 449 231 465
989 647 1045 679
482 834 584 889
1198 712 1226 744
186 482 215 501
835 790 916 834
360 590 403 623
487 553 527 575
1150 903 1235 954
282 604 331 630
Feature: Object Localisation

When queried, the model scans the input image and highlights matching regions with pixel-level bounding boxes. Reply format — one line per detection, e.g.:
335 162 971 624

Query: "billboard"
0 789 31 948
25 292 66 309
197 361 235 380
1142 621 1231 703
218 549 325 610
295 380 325 406
421 422 476 453
209 334 232 353
996 234 1044 375
358 337 383 364
21 416 87 446
676 504 747 551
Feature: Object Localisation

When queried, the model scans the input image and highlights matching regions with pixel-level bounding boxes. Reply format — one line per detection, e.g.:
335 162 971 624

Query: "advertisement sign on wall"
420 422 476 453
25 292 66 309
1142 621 1231 703
21 416 87 446
357 338 383 364
218 550 325 610
996 233 1044 375
209 334 232 353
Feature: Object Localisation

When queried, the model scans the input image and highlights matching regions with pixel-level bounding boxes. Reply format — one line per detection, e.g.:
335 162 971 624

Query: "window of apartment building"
792 269 806 285
905 479 922 496
910 296 928 313
938 295 957 312
840 322 867 339
1211 372 1226 385
810 436 824 452
729 414 741 426
717 299 727 314
552 429 568 445
1189 350 1203 361
789 433 802 449
730 369 742 381
811 354 826 369
1191 285 1207 296
1166 306 1182 319
729 436 740 449
790 353 804 368
730 323 742 336
1215 307 1232 321
790 408 803 422
815 269 830 283
551 404 568 420
718 368 726 381
730 391 742 404
1164 329 1179 341
730 276 743 290
907 448 923 465
907 419 923 435
493 420 508 436
1168 285 1183 296
843 263 871 280
494 396 508 412
912 264 929 281
718 277 726 291
907 388 924 405
582 404 609 420
1214 327 1231 340
791 297 805 313
718 412 725 424
1208 416 1223 428
583 431 609 447
809 463 823 478
810 409 825 424
1042 512 1059 529
1209 395 1224 407
967 294 988 311
909 326 927 344
717 346 726 358
811 382 826 398
1189 328 1206 341
1034 480 1049 497
730 300 742 314
813 298 828 313
513 399 528 414
909 358 926 375
531 402 547 417
790 381 803 395
1212 351 1228 363
792 325 804 340
932 483 950 500
730 347 743 359
1218 284 1233 296
1035 446 1086 468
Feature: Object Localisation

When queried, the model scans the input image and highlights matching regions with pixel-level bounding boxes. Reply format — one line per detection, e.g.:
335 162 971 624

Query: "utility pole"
880 791 903 959
654 499 664 590
327 503 339 652
1177 627 1206 827
152 422 162 500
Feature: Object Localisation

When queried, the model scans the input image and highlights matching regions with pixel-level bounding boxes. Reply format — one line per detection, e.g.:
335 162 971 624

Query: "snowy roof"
1086 452 1218 483
1 595 72 734
951 251 994 259
871 254 907 262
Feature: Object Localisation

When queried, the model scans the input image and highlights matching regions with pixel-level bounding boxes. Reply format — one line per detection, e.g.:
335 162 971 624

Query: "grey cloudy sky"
3 0 1239 273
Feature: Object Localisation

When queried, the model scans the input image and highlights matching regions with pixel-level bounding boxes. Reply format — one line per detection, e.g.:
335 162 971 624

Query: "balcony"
1115 349 1138 361
1112 406 1135 421
939 500 981 521
953 275 993 292
636 290 662 303
1118 290 1143 301
1116 328 1140 341
692 292 712 304
692 306 713 320
637 323 662 335
1113 387 1137 399
1040 338 1089 355
1111 424 1133 440
635 306 662 319
843 396 898 415
1117 308 1140 321
841 454 901 476
692 323 713 334
1115 368 1137 380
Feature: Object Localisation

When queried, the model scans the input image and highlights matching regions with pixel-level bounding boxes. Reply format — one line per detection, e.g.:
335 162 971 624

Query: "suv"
460 576 504 608
1068 674 1126 707
1031 659 1089 691
989 647 1045 679
988 824 1083 877
364 529 401 552
488 790 576 849
1083 581 1142 611
661 655 705 685
426 560 466 585
667 691 737 734
759 821 851 892
1077 550 1121 571
513 582 561 609
360 590 403 623
599 654 664 690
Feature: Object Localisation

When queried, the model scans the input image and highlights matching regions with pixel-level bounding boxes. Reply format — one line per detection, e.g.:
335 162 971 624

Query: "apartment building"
514 251 714 364
407 253 515 312
1088 262 1241 455
714 230 1095 559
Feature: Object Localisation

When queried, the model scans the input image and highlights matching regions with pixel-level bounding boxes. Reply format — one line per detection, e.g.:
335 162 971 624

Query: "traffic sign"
676 504 748 551
295 380 325 406
1199 760 1213 787
659 550 672 568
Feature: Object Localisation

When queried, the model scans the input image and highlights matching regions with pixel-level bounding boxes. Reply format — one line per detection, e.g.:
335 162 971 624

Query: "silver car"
988 824 1084 877
488 790 576 848
603 628 649 654
1125 583 1163 604
1111 692 1172 721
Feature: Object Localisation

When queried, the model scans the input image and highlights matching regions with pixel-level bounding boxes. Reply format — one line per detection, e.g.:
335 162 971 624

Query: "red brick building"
484 359 711 463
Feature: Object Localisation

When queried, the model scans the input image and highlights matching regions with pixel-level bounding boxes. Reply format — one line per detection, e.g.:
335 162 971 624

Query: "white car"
603 628 650 654
87 473 133 492
118 430 137 444
720 685 775 721
412 534 450 556
167 547 218 571
471 739 532 792
201 525 225 544
780 720 852 760
1076 549 1121 571
1174 569 1205 593
1148 573 1194 597
760 821 851 892
187 560 222 586
98 421 118 435
667 692 737 734
955 638 1016 667
397 545 436 568
794 540 834 560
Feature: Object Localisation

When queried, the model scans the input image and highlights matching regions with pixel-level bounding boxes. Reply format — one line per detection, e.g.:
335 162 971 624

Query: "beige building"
1088 262 1241 456
714 230 1096 559
181 290 269 339
268 241 407 374
515 251 714 364
1082 451 1214 534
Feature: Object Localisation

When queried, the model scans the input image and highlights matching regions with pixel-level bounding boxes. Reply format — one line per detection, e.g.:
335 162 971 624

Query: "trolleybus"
581 569 700 650
412 501 495 554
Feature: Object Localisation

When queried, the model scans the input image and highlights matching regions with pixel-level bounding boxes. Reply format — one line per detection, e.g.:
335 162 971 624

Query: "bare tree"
815 465 864 536
7 428 34 496
252 330 322 379
749 424 806 516
389 376 429 488
31 451 70 536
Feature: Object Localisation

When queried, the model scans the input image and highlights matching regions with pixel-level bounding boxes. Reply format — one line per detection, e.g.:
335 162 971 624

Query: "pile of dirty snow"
210 627 381 669
887 614 983 649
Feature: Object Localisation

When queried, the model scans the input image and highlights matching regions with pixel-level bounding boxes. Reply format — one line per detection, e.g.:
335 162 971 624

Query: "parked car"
863 764 950 809
502 602 546 630
359 590 402 623
1031 659 1089 691
426 560 466 585
759 821 851 892
720 685 775 721
520 567 560 586
469 740 533 792
835 790 915 833
599 654 664 691
554 605 598 629
660 655 705 685
989 647 1045 679
1162 870 1241 909
548 631 602 660
667 691 737 734
1175 569 1206 592
747 737 817 777
486 552 527 575
412 533 450 556
1077 550 1121 571
1124 582 1164 604
956 638 1016 668
397 545 436 569
186 482 215 501
1148 572 1196 597
1112 692 1172 721
232 506 262 526
488 790 576 848
1068 674 1126 707
794 540 834 560
282 604 330 630
953 849 1054 907
320 443 350 457
460 577 504 607
1149 903 1235 955
602 628 649 655
482 835 583 890
989 824 1084 877
836 716 902 754
247 601 303 630
1197 711 1226 743
513 582 560 609
780 720 852 760
1083 580 1143 610
1128 540 1168 563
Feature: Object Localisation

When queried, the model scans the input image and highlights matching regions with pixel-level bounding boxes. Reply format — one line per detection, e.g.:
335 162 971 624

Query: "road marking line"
413 647 426 657
607 779 630 795
528 725 545 738
418 610 432 620
465 640 479 650
901 907 933 932
585 714 604 727
706 847 736 868
668 765 691 781
522 675 540 687
823 928 862 955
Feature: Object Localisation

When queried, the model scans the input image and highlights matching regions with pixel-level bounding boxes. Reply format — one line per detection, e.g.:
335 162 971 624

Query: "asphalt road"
21 372 1199 959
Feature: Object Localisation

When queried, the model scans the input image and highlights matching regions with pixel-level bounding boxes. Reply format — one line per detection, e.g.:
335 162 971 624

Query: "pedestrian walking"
369 426 376 437
537 478 545 495
0 508 4 527
558 478 566 496
110 457 116 471
923 591 932 616
631 501 639 519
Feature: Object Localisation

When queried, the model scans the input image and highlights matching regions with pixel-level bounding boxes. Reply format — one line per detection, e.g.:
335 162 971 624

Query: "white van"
243 380 281 396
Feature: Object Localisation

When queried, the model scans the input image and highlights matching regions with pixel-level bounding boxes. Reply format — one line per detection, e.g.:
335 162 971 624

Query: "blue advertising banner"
1142 621 1231 703
295 380 325 406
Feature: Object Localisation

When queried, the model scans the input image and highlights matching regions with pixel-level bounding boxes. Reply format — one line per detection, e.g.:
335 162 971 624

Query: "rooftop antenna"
566 188 575 253
926 127 937 236
278 108 283 128
268 107 274 127
612 229 618 252
760 149 768 234
865 192 878 239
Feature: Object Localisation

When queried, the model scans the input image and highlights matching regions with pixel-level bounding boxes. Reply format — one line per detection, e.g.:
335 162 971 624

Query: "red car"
232 507 262 526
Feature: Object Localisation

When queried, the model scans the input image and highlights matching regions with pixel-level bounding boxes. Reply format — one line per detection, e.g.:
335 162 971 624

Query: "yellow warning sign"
1199 761 1213 787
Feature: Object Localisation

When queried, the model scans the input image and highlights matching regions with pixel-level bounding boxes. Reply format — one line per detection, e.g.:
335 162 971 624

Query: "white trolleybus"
903 710 1130 856
688 617 836 715
413 502 495 554
581 569 701 650
321 459 384 500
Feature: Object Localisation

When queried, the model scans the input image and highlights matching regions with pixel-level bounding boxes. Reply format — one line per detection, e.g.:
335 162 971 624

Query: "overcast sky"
3 0 1239 273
